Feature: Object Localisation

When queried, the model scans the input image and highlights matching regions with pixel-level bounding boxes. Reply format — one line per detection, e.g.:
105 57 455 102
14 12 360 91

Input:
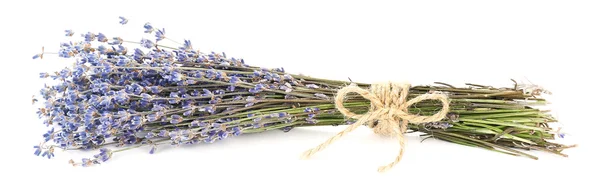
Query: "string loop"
301 82 450 172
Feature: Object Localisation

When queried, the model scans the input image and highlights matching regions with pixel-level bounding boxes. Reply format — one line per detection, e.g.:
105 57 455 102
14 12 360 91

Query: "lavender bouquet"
33 17 573 170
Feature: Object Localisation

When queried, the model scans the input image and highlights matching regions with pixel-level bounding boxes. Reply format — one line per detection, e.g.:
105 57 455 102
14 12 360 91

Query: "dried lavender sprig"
32 17 571 166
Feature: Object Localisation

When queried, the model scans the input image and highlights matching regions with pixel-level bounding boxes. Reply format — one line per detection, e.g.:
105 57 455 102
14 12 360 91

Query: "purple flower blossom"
133 48 144 60
119 16 128 25
232 127 242 136
146 113 159 122
279 85 292 93
97 33 108 42
230 76 241 84
304 107 313 113
143 86 157 94
149 145 156 154
141 38 154 49
116 44 127 54
143 22 154 33
249 83 267 93
183 40 192 50
155 28 165 41
34 145 55 159
116 55 129 66
282 127 293 132
109 37 123 45
306 117 318 124
278 112 287 117
39 72 49 78
306 84 319 89
83 32 96 42
170 115 183 124
218 130 228 140
145 132 155 139
43 128 54 142
97 149 112 161
159 130 169 137
98 45 108 54
203 106 215 114
65 30 74 37
314 93 329 99
141 93 153 102
43 150 55 159
131 115 144 126
33 146 42 156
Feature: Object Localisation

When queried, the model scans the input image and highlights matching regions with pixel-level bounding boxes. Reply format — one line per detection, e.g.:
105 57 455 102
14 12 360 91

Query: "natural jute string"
301 82 450 172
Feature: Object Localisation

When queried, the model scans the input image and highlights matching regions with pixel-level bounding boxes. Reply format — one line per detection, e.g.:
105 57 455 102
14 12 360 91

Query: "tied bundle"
32 17 573 171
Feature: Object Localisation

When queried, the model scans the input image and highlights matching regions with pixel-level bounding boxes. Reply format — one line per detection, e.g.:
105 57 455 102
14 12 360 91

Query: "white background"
1 0 598 193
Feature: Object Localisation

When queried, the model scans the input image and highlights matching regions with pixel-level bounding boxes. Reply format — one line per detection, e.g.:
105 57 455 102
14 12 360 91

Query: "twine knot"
301 82 450 172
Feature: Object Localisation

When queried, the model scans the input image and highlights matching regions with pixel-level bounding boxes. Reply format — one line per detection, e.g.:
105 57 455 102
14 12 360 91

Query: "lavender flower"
143 22 153 33
65 30 74 37
33 146 42 156
170 115 183 124
109 37 123 45
83 32 96 42
559 133 566 138
39 72 49 78
314 93 329 99
306 84 319 89
31 17 566 168
149 145 156 154
140 38 154 49
119 16 128 25
155 28 165 41
97 33 108 42
183 40 192 50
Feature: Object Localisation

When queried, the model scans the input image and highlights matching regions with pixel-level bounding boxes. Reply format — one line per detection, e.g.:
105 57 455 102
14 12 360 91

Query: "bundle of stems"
32 17 571 166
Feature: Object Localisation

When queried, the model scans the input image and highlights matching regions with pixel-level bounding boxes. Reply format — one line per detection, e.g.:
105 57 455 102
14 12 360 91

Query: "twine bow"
301 82 450 172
